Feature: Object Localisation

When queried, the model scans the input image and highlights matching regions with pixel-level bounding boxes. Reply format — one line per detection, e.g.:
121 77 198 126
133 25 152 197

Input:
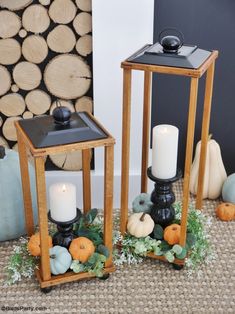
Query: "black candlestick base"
48 209 82 249
147 167 182 228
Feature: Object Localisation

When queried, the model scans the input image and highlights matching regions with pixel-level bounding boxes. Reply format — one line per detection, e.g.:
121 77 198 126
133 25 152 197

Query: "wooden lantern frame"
120 50 218 266
15 113 115 289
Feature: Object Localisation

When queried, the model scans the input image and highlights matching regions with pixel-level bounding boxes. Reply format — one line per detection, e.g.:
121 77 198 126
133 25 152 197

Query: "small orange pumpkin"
163 224 181 245
28 233 53 256
69 237 95 263
216 202 235 221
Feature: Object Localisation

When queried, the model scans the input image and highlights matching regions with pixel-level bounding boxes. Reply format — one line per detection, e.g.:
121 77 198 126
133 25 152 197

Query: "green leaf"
172 244 183 255
70 260 85 273
85 208 98 224
164 251 175 263
186 233 196 249
159 240 172 252
76 229 103 246
97 244 110 258
153 224 164 240
176 247 187 260
154 246 163 256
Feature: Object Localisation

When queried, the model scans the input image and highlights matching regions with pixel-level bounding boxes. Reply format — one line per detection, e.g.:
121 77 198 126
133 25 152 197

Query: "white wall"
46 0 154 208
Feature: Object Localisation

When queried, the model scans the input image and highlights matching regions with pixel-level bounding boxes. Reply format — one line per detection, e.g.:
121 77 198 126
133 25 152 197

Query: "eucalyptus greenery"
4 203 214 284
113 202 215 275
4 237 38 285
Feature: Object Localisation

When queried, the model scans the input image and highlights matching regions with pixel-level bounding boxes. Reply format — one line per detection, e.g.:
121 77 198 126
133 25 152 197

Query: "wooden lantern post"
15 113 115 291
120 50 218 266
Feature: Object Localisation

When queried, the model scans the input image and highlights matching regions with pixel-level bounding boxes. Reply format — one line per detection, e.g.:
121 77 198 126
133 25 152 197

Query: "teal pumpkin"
222 174 235 204
132 193 152 213
50 246 72 275
0 146 38 241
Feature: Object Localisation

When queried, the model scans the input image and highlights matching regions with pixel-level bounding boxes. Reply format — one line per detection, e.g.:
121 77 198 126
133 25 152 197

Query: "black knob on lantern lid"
52 106 71 125
161 35 181 53
0 146 6 159
158 28 184 54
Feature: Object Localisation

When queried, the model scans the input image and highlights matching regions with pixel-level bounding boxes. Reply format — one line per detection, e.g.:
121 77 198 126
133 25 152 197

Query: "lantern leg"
82 149 91 214
141 71 152 193
180 78 199 247
196 62 215 210
120 68 132 235
104 144 114 268
34 157 51 281
16 130 34 236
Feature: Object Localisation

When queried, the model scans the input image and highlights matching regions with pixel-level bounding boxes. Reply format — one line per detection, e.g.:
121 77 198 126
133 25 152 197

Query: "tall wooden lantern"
120 29 218 268
15 110 115 291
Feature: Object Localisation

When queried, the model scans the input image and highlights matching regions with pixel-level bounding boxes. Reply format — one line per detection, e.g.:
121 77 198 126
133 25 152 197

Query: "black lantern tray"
126 44 212 69
19 112 108 148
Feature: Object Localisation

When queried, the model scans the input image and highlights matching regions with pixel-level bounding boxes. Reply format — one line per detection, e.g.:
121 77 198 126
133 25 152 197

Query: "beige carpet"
0 182 235 314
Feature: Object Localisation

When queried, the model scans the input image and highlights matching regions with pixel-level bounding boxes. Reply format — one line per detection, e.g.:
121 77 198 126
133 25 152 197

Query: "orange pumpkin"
28 233 53 256
69 237 95 263
163 224 181 245
216 202 235 221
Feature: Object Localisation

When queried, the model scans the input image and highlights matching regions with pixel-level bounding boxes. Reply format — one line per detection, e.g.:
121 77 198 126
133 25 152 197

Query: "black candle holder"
48 209 82 249
147 167 182 228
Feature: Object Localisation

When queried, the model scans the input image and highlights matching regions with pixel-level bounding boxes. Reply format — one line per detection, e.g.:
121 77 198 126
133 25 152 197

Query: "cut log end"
73 12 92 36
0 65 11 96
13 62 42 91
25 89 51 115
0 93 25 117
22 4 50 33
49 0 77 24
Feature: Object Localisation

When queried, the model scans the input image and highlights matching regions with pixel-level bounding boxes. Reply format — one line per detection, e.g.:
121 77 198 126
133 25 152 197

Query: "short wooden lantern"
15 112 115 291
120 45 218 268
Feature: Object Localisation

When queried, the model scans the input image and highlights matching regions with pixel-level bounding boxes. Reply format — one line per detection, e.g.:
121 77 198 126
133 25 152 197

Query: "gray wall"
152 0 235 175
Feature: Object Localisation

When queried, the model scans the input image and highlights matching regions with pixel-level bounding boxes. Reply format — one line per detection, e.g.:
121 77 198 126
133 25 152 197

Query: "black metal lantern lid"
19 111 108 148
127 28 212 69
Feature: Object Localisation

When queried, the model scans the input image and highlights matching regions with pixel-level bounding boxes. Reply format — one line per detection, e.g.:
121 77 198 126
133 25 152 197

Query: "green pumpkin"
50 246 72 275
0 146 38 241
222 174 235 204
132 193 152 213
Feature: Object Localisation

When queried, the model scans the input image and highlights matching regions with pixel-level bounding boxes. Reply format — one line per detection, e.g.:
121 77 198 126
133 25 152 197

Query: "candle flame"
161 127 168 134
62 184 66 192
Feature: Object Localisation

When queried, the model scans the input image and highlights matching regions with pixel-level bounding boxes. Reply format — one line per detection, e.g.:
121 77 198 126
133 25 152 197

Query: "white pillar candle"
49 182 77 222
152 124 179 179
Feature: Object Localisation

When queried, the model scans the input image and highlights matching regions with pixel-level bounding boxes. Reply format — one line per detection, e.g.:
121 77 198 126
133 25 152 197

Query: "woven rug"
0 181 234 314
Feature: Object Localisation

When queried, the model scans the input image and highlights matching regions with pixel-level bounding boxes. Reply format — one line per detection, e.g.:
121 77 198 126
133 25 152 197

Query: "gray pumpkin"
132 193 152 213
0 146 38 241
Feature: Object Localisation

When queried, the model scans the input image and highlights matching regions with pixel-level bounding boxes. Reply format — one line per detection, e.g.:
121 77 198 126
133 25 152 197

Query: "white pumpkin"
190 137 227 199
127 212 154 238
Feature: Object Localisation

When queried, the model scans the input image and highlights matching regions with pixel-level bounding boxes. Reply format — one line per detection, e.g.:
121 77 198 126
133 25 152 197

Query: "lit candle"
152 124 179 179
49 183 76 222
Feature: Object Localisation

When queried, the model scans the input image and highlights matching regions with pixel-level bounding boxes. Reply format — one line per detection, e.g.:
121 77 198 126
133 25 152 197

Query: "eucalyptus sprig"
5 238 38 285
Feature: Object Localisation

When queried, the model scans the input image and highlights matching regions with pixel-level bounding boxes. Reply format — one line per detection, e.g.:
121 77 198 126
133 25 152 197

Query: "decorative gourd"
28 232 53 256
50 246 72 275
216 203 235 221
127 213 154 238
69 237 95 263
222 174 235 204
0 146 38 241
163 224 181 245
132 193 152 213
190 137 227 200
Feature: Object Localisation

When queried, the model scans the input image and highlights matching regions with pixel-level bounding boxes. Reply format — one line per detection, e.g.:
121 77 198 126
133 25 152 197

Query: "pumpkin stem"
140 213 146 221
80 245 85 249
50 254 56 259
208 134 212 141
139 200 145 205
0 146 6 159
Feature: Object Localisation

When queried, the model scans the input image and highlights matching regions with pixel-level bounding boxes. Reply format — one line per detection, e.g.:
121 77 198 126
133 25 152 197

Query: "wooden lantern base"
15 113 115 290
